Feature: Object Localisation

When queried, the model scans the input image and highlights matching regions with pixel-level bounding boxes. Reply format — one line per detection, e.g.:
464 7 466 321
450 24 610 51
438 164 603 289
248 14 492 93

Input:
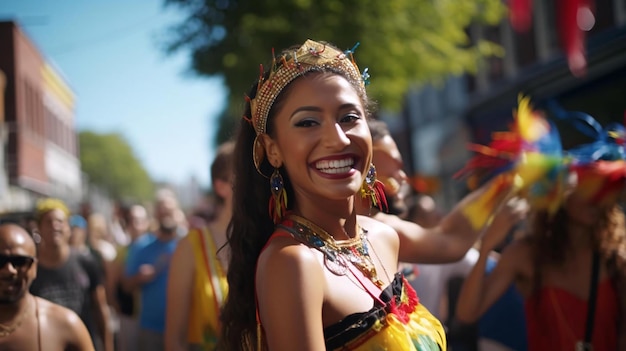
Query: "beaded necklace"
279 214 384 288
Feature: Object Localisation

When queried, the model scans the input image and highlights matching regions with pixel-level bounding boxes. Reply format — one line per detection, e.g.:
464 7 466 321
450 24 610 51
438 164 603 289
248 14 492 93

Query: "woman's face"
265 73 371 204
373 135 409 215
564 192 606 227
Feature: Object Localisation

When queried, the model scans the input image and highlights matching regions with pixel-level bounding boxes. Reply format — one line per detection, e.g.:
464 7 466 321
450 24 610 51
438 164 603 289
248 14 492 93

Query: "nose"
52 219 64 231
323 122 350 149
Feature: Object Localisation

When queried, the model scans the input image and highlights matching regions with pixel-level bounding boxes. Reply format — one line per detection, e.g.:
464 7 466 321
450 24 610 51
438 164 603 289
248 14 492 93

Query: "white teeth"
320 166 352 174
315 158 355 173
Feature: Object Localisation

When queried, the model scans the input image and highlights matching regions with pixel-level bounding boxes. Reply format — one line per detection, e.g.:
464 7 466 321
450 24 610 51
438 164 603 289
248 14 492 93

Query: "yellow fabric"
336 303 446 351
461 174 511 230
187 228 228 348
330 277 446 351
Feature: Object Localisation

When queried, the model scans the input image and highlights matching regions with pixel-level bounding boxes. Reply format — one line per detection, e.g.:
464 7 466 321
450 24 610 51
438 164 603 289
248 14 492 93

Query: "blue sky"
1 0 227 188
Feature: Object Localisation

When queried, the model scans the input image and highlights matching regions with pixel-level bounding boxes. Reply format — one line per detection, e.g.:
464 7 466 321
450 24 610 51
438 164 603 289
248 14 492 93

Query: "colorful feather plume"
456 96 561 187
547 100 626 205
571 160 626 206
457 95 568 229
547 99 626 163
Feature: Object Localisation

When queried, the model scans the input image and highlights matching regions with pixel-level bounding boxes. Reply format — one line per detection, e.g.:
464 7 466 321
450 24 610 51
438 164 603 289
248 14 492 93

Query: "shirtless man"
0 223 94 351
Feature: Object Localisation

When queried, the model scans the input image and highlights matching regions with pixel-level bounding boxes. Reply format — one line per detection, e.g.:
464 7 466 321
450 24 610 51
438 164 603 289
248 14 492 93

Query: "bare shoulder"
38 298 81 326
37 297 91 344
255 228 326 314
257 228 323 281
358 214 399 243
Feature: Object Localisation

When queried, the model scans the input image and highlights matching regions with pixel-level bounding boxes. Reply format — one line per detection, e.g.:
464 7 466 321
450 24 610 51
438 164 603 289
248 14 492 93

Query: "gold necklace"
281 214 384 288
0 296 31 337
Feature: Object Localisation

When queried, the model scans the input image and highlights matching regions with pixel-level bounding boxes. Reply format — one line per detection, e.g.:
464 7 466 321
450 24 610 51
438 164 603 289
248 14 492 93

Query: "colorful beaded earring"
269 168 288 224
360 163 388 212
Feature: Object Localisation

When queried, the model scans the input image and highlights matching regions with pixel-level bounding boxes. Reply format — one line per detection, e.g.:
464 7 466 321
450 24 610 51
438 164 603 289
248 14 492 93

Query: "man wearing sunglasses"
0 223 94 350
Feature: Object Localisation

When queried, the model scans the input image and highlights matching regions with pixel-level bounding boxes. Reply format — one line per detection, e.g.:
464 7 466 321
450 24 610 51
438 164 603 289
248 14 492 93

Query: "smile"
314 157 355 174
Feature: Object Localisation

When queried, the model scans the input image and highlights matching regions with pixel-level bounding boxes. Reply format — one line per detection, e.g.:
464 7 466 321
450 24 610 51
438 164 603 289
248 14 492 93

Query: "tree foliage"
79 131 154 202
163 0 506 143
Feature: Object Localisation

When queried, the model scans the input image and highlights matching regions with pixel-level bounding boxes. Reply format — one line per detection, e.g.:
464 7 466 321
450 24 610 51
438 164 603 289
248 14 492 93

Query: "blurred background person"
367 119 528 350
165 140 234 351
125 192 184 351
113 204 149 351
69 214 95 258
30 198 113 351
456 165 626 349
359 119 524 264
110 201 132 248
69 213 109 317
87 213 119 343
87 214 118 310
87 213 118 265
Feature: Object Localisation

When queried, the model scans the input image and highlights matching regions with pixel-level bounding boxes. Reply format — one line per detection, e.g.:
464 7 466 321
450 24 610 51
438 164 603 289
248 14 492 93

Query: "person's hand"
137 264 156 283
480 197 528 254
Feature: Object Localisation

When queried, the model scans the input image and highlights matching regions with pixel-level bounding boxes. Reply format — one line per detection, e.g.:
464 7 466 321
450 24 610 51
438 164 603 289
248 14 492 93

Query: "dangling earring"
360 163 388 212
269 168 288 224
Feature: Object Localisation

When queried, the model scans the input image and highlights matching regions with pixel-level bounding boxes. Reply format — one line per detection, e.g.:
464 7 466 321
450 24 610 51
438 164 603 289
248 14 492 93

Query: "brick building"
0 21 82 212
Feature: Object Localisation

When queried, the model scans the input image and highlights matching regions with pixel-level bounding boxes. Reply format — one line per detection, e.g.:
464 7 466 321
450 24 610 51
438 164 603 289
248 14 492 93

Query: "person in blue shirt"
125 193 184 351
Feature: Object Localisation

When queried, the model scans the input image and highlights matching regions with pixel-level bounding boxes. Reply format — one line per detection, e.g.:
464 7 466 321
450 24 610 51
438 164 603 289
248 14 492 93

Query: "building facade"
395 0 626 211
0 21 82 212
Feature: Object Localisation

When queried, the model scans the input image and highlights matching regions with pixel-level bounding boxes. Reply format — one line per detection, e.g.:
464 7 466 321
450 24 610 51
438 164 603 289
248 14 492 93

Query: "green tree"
79 131 154 202
164 0 505 143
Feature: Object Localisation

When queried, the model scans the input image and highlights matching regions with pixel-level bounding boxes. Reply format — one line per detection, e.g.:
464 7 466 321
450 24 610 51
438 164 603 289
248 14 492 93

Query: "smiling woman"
218 40 446 351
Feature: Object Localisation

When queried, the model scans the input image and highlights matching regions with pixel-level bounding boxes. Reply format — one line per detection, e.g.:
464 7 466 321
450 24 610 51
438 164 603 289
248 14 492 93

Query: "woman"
165 141 235 351
219 39 522 351
456 161 626 350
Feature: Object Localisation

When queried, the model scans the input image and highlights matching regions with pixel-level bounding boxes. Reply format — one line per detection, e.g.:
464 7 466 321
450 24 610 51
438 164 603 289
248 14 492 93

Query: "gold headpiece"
247 39 366 173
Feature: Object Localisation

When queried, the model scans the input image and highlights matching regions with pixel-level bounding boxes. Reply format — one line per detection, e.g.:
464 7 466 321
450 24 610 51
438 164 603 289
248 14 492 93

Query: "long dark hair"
218 44 372 350
529 203 626 294
217 79 281 350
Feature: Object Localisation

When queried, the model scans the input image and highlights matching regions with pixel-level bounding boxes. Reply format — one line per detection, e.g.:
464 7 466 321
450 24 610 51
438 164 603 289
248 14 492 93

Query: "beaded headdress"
246 39 367 173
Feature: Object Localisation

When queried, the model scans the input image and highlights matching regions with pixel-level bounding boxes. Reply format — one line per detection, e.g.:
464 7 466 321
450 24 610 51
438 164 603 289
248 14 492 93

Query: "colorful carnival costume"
323 273 446 351
455 95 568 229
187 227 228 349
259 215 446 351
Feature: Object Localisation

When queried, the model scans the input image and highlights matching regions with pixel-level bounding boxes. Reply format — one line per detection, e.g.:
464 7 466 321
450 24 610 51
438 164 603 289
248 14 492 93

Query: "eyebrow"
289 103 361 119
290 106 322 119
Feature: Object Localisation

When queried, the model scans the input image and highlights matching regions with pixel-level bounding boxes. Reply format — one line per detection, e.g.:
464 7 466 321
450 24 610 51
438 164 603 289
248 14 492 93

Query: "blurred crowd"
0 141 235 351
11 191 185 351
